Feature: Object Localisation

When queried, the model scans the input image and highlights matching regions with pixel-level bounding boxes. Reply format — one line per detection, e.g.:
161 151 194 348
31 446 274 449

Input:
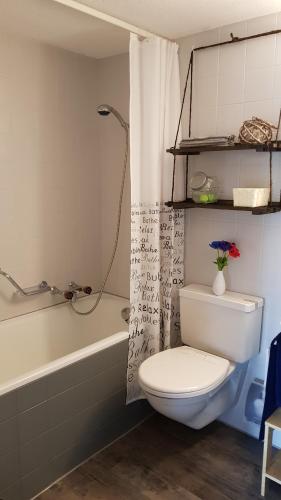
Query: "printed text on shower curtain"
127 203 184 402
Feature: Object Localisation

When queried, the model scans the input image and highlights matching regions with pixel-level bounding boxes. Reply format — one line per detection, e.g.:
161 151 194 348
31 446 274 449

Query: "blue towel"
259 332 281 440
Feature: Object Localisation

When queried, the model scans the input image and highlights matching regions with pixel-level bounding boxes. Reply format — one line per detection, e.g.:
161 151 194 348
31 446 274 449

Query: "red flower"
229 243 240 258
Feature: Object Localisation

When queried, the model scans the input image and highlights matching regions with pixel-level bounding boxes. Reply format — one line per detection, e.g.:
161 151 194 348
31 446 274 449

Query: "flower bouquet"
209 240 240 295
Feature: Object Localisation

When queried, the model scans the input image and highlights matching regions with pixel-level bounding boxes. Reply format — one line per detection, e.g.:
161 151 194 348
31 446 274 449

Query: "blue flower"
209 241 221 250
209 240 231 252
219 240 231 252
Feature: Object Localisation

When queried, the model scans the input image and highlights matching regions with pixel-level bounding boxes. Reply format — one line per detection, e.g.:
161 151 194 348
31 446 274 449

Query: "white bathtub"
0 292 129 396
0 292 153 500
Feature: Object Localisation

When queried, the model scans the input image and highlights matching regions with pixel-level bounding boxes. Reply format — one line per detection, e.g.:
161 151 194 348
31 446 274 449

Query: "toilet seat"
138 346 235 399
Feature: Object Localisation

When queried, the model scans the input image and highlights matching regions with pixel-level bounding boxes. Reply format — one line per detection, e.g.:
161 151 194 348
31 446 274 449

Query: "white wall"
178 12 281 437
0 30 102 320
97 53 130 299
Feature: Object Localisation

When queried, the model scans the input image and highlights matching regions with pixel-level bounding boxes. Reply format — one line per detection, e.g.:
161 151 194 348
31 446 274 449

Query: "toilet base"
144 364 246 429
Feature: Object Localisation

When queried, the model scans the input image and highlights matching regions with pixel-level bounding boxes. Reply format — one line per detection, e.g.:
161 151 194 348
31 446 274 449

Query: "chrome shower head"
97 104 129 131
97 104 111 116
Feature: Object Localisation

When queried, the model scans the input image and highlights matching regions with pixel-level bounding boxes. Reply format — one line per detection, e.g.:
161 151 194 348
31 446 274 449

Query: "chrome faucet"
65 282 92 302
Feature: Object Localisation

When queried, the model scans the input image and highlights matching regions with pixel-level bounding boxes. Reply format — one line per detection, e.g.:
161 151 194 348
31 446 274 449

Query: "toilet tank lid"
179 284 263 312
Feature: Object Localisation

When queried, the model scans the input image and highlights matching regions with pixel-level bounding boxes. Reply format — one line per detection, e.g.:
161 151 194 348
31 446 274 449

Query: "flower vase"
212 270 226 296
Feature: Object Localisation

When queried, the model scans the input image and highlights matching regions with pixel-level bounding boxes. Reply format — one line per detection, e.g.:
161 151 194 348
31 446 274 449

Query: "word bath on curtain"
127 33 185 402
127 202 184 402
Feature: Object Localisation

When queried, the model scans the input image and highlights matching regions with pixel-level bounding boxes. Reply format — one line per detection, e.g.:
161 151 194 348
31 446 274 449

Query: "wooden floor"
38 414 281 500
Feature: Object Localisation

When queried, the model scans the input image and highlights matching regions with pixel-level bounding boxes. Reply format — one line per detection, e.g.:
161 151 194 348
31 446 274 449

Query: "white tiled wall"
178 12 281 438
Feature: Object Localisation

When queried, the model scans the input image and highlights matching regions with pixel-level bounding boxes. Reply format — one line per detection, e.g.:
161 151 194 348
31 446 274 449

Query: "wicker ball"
239 117 276 144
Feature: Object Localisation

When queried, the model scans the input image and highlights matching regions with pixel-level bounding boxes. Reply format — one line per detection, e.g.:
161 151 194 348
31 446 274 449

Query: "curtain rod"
50 0 170 40
194 28 281 52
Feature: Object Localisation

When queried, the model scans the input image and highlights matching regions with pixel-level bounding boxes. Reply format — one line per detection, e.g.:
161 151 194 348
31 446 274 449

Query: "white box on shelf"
233 188 270 207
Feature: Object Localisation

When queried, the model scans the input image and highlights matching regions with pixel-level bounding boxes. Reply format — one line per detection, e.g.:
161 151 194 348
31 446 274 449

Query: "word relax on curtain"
127 202 184 402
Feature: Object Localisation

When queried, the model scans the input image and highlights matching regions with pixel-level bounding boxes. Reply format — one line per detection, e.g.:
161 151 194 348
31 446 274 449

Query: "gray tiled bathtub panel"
21 462 55 500
50 398 152 482
0 480 22 500
17 378 49 413
0 392 18 423
0 450 20 492
18 401 50 446
19 431 54 477
49 388 128 457
47 339 128 398
48 361 127 428
0 416 18 456
0 339 153 500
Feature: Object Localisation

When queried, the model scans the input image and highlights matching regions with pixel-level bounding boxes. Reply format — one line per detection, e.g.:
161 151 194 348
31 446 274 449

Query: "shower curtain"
127 34 185 402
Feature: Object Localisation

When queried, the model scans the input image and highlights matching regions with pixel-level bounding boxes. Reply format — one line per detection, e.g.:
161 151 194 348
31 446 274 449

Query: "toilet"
138 284 263 429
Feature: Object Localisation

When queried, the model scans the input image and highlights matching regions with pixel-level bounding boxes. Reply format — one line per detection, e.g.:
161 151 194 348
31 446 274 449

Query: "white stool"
261 408 281 496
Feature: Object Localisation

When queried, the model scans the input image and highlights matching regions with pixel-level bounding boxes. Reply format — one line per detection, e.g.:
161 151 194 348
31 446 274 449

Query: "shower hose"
71 126 129 315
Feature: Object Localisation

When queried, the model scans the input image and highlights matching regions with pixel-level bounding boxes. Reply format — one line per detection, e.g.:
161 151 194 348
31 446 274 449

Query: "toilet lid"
138 346 231 398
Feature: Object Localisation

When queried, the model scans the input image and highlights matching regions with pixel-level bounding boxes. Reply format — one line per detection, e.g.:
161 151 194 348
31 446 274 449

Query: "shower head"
97 104 129 131
97 104 111 116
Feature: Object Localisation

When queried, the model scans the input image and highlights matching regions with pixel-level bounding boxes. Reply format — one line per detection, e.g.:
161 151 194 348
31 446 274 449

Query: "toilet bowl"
139 346 238 429
138 284 263 429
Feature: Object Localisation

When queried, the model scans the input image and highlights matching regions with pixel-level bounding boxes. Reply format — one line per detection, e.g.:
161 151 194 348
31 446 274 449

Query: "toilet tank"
179 284 263 363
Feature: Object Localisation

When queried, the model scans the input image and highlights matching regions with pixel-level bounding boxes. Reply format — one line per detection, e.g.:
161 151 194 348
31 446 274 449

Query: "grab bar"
0 268 49 296
0 268 92 300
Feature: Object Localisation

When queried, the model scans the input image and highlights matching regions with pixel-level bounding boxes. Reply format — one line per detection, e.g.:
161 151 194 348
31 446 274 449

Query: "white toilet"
138 284 263 429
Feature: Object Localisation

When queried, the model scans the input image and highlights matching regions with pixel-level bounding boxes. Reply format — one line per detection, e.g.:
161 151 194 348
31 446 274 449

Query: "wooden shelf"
262 408 281 496
266 408 281 430
167 140 281 216
165 198 281 215
167 141 281 156
266 450 281 485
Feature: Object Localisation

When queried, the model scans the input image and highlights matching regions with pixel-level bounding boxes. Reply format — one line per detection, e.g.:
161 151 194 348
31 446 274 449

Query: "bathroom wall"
0 30 102 320
0 28 131 321
177 12 281 439
2 8 280 443
97 53 130 299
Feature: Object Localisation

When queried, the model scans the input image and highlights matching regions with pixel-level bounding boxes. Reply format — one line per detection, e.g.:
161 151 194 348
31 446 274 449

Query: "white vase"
212 270 226 296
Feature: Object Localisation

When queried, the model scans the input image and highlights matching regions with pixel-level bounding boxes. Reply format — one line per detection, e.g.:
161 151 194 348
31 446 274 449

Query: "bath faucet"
68 281 82 292
68 282 92 294
64 282 92 302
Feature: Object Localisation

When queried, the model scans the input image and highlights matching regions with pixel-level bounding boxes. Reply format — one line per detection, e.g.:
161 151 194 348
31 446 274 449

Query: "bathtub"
0 293 151 500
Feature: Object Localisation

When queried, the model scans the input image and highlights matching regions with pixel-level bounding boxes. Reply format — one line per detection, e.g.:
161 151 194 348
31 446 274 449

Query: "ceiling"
79 0 281 39
0 0 280 60
0 0 129 59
